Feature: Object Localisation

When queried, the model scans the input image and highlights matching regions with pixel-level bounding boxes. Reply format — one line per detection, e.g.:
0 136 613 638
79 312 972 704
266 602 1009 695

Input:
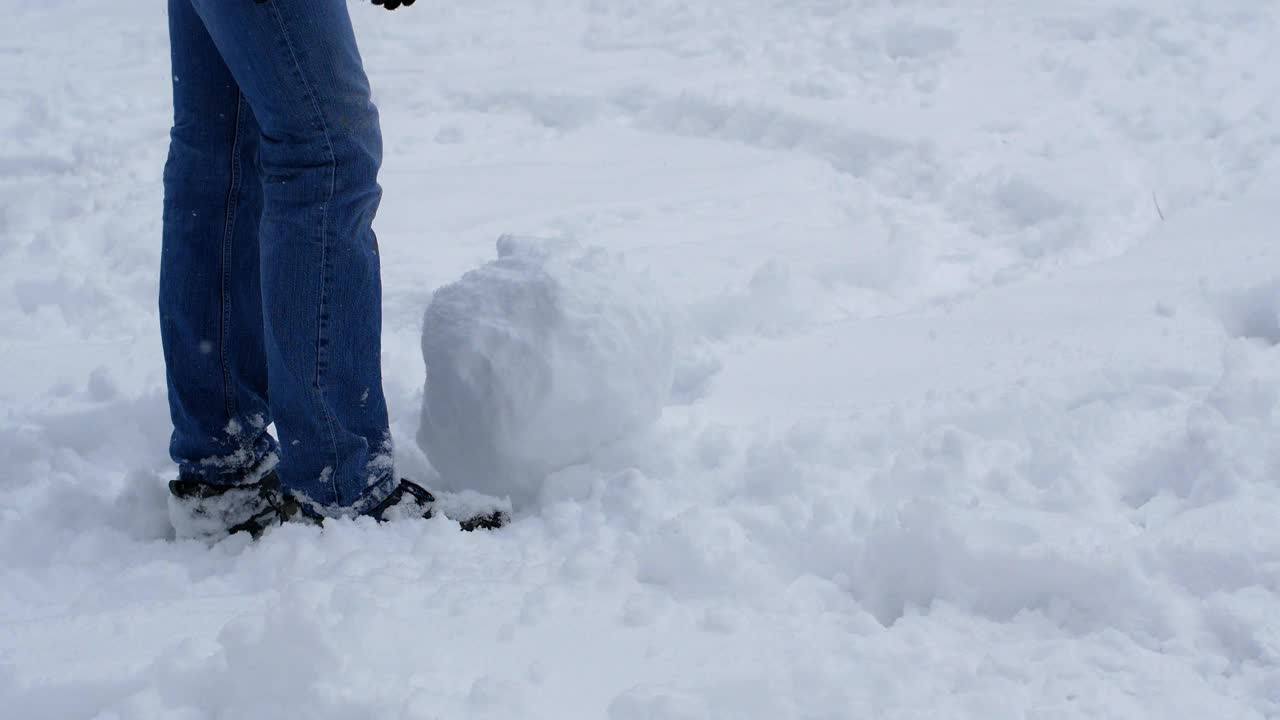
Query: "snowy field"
4 1 1280 717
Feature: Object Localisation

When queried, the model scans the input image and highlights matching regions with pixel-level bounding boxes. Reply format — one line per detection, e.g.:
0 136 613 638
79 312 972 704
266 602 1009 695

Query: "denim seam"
218 92 247 425
266 1 342 502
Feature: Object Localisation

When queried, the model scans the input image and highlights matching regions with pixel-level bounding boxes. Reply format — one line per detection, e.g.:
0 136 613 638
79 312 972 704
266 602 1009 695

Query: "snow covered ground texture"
4 1 1280 717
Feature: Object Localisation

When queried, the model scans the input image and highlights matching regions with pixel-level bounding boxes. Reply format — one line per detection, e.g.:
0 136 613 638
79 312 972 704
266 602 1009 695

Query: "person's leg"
161 0 277 486
187 0 394 516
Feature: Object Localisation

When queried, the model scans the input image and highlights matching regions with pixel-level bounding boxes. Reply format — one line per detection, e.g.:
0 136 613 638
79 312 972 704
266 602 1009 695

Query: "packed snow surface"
3 1 1280 718
420 236 673 504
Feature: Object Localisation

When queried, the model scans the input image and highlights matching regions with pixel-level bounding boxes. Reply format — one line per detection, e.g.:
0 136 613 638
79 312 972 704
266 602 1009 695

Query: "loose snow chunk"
418 236 673 504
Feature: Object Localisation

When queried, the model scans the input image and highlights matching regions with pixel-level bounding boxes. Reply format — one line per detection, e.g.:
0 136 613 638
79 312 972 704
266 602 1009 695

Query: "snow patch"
1216 278 1280 345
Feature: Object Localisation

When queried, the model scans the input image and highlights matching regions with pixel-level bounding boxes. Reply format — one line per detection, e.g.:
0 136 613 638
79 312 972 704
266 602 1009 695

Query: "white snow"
419 236 673 504
3 0 1280 718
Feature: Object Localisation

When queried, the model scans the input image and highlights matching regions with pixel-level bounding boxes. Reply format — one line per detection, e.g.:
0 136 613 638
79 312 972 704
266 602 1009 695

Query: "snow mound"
418 236 673 504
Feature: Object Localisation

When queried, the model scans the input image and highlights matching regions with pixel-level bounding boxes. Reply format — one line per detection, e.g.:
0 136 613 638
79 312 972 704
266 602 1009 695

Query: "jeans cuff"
180 450 280 488
291 472 397 520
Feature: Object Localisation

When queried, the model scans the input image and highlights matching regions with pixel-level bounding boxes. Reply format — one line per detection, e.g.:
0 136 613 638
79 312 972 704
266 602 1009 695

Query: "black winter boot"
363 479 508 531
168 470 296 540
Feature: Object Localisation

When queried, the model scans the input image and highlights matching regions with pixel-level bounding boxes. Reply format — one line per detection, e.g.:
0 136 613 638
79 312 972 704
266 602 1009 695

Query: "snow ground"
3 0 1280 717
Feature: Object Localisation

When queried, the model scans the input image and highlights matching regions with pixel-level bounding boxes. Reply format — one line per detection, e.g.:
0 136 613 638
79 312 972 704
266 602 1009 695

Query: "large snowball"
418 236 673 504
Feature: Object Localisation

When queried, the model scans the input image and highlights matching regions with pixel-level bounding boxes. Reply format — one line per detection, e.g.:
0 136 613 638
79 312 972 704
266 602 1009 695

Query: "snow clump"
418 236 673 505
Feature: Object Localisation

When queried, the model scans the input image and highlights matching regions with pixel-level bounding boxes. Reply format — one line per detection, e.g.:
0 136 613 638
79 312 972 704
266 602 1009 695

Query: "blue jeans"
161 0 395 516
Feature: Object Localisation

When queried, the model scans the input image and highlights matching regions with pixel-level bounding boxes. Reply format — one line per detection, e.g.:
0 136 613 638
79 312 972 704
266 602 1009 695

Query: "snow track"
3 1 1280 717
